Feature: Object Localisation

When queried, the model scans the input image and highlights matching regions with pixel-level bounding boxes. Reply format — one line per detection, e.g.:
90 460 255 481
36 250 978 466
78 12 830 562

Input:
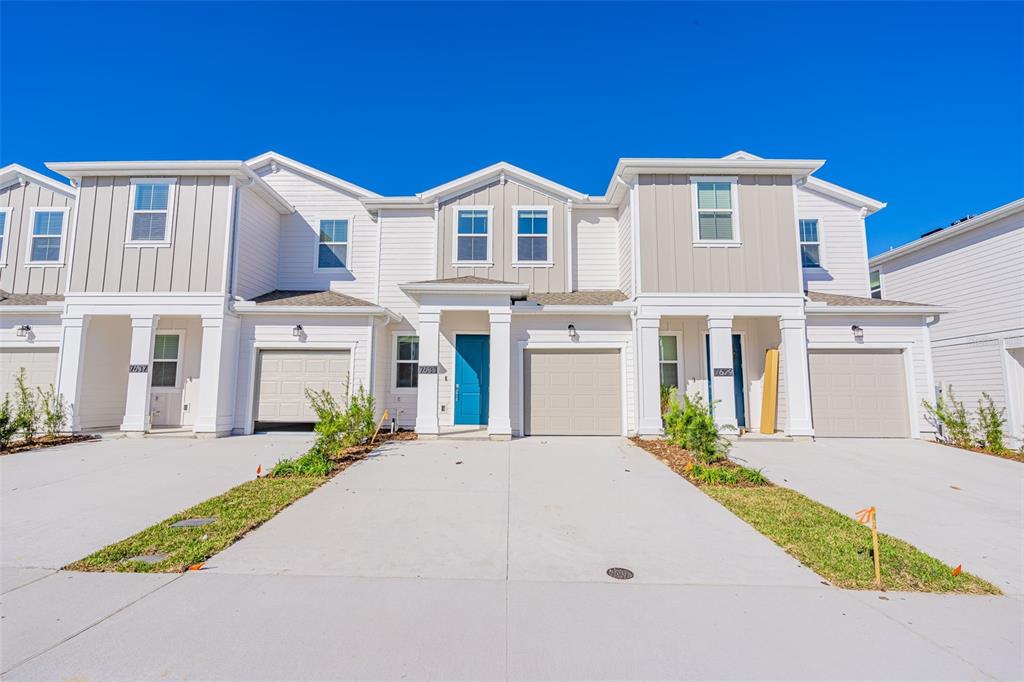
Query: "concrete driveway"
731 437 1024 594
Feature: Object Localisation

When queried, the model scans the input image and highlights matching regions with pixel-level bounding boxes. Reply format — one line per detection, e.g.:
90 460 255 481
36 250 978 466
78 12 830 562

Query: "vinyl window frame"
313 216 353 272
511 205 554 268
798 217 824 269
870 270 882 299
392 332 420 393
452 205 493 267
0 206 11 266
691 176 741 247
24 206 70 266
151 331 184 390
658 332 682 390
125 178 176 248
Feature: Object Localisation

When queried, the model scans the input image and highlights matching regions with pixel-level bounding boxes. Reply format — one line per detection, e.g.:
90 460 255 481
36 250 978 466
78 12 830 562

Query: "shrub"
736 466 769 486
37 384 68 438
688 463 769 487
660 384 676 416
975 393 1006 454
270 445 333 477
664 393 732 463
0 395 17 450
13 369 40 444
304 384 377 454
923 386 972 449
336 385 376 448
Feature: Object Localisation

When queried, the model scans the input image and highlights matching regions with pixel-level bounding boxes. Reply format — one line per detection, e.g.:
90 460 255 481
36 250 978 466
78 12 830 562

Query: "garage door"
525 349 621 435
0 349 59 400
255 350 350 425
809 349 909 437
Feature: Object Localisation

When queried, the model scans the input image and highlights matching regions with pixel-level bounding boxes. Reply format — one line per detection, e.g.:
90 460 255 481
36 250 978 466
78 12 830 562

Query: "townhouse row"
0 152 946 440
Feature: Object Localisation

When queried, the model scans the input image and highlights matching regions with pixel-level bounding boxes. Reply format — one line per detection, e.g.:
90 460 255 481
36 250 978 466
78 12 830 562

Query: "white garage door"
809 349 909 438
255 350 350 425
0 349 59 400
525 349 621 436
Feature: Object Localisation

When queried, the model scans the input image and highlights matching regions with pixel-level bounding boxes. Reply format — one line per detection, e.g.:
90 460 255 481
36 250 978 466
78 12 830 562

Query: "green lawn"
705 485 999 594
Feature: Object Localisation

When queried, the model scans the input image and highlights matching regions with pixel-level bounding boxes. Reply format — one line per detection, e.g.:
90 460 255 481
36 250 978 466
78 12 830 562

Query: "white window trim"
870 269 883 298
659 332 683 392
691 176 741 247
392 332 420 393
0 206 11 266
151 330 184 390
24 206 70 266
511 205 554 267
313 216 354 272
452 205 493 266
799 216 825 269
125 178 176 248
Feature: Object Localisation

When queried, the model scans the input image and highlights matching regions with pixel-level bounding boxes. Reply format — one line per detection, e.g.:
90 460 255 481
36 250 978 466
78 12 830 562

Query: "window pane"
801 244 821 267
697 182 731 210
458 210 488 235
131 213 167 241
870 270 880 289
698 212 733 240
33 211 64 235
319 220 348 243
397 336 419 361
135 183 169 211
458 235 487 261
517 235 547 261
153 334 179 361
517 213 532 234
318 243 347 268
151 361 177 387
397 362 418 388
799 219 819 242
31 236 61 261
659 335 678 361
0 212 6 236
660 363 679 388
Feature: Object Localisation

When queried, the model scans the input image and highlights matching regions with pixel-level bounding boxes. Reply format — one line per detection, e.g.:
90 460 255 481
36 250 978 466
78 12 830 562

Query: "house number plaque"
713 368 734 377
129 364 149 373
418 365 439 374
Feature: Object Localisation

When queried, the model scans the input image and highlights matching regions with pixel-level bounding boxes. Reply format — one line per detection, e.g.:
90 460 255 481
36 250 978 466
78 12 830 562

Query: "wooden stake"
371 409 390 444
856 506 882 589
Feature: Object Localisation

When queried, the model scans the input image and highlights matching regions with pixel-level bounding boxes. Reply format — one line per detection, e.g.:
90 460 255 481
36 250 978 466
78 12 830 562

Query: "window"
870 270 882 299
659 335 680 388
693 177 739 244
514 207 550 263
317 219 349 269
151 334 181 388
0 207 10 264
799 219 821 268
129 179 175 244
26 209 67 263
395 335 419 389
455 208 490 263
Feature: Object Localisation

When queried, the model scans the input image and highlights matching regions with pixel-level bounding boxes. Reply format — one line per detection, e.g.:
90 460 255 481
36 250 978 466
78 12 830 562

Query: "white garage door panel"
256 350 350 423
0 349 59 399
526 350 621 436
809 350 909 438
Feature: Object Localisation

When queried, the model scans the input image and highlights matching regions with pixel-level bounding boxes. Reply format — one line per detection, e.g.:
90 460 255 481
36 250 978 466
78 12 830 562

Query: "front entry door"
705 334 746 428
454 334 489 425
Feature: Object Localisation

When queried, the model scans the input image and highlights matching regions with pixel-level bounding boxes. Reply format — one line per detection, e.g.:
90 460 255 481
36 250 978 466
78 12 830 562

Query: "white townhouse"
0 151 943 441
870 198 1024 446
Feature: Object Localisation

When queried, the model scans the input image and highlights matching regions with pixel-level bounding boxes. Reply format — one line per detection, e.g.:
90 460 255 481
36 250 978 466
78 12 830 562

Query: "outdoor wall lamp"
16 324 31 338
568 324 578 340
851 325 864 340
292 324 304 338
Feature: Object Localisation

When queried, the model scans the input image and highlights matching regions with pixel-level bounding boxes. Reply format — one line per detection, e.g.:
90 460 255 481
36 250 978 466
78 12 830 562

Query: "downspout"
226 177 248 300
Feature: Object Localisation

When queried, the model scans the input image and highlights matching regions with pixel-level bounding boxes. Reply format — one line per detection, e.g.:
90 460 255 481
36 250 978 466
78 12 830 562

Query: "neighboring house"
0 151 942 441
870 198 1024 447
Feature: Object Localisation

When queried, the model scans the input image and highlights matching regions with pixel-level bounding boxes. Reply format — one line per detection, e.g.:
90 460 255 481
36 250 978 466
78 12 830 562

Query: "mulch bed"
629 436 765 487
929 439 1024 464
0 434 100 456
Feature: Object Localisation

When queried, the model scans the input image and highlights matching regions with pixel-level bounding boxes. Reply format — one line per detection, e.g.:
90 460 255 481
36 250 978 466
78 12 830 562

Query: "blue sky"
2 2 1021 255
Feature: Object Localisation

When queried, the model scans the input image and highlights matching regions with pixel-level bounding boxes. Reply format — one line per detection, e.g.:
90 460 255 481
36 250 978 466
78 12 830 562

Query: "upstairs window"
0 207 9 264
659 335 680 388
129 179 175 244
693 178 739 244
317 219 349 269
27 208 67 264
151 333 181 388
870 270 882 299
395 335 419 389
515 208 551 263
799 219 821 267
455 208 490 263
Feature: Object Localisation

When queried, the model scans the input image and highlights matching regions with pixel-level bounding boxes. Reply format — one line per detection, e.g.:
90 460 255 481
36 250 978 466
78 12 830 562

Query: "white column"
121 314 157 433
707 315 738 431
194 314 241 437
636 315 663 437
414 310 441 437
55 315 89 432
488 310 512 440
779 315 814 438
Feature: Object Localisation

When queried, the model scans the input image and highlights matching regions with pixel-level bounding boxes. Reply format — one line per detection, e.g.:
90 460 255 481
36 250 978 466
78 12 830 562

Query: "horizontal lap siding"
574 208 618 290
931 340 1006 410
617 198 633 297
797 187 871 297
234 187 280 299
0 182 74 295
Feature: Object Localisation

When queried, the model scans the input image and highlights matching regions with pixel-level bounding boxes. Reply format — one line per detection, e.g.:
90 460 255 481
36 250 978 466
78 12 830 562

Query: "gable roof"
869 197 1024 268
246 151 380 199
416 161 589 204
0 164 76 199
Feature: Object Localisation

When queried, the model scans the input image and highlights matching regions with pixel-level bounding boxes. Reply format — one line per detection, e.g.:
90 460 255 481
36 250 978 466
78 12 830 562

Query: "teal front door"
454 334 489 425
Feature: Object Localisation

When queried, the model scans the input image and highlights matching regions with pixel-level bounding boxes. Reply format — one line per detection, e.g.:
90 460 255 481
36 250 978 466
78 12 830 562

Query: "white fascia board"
361 196 429 212
802 176 886 214
511 303 636 315
399 281 531 299
601 157 826 198
870 197 1024 268
805 304 949 316
246 151 381 199
232 302 399 321
417 161 588 203
0 164 76 199
0 305 63 314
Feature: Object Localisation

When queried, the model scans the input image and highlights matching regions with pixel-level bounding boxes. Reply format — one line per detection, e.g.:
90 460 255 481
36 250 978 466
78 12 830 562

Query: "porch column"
636 315 663 437
488 310 512 440
414 310 441 437
779 315 814 438
194 314 241 437
55 315 89 432
707 315 738 431
121 314 157 434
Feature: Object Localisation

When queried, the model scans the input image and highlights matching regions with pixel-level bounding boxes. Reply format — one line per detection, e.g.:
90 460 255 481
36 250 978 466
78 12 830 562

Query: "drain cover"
170 517 215 528
606 567 634 580
128 553 168 564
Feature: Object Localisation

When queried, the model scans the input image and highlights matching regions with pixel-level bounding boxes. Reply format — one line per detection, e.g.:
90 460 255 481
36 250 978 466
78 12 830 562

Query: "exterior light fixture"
851 325 864 340
568 324 578 340
16 324 31 338
292 324 304 338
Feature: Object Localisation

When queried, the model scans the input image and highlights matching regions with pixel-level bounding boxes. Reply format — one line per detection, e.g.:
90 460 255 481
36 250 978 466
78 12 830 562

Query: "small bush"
13 369 40 444
37 384 68 438
0 394 18 450
270 445 333 477
736 466 769 486
660 384 676 416
689 462 769 487
664 393 732 463
923 386 972 449
976 393 1006 454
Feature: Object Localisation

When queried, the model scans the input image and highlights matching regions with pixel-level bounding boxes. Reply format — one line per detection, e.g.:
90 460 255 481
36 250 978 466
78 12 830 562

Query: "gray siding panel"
0 181 74 296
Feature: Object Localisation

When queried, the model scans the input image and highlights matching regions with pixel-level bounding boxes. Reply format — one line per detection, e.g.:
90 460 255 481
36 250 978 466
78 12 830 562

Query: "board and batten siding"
234 186 281 300
797 186 872 298
67 176 232 293
636 175 801 294
574 208 619 290
435 179 569 293
256 166 378 302
0 181 75 295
